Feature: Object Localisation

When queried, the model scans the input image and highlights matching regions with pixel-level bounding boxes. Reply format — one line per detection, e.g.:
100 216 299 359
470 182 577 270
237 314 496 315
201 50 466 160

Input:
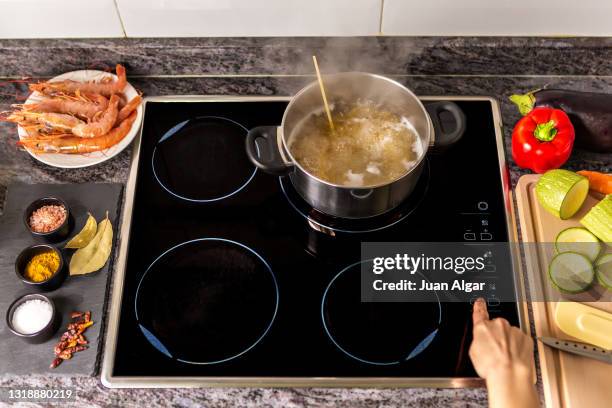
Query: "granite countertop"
0 37 611 407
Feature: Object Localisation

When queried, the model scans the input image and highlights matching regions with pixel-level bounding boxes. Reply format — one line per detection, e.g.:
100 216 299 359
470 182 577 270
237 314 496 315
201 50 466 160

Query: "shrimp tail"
116 95 141 124
114 64 127 93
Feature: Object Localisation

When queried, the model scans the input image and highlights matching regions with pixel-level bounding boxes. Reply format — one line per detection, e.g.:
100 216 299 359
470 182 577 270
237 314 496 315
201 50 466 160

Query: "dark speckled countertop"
0 37 610 408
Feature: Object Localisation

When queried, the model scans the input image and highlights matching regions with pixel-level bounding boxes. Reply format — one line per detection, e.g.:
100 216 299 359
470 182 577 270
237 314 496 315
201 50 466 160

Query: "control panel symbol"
463 232 476 241
487 296 501 307
480 232 493 241
477 201 489 211
484 264 496 273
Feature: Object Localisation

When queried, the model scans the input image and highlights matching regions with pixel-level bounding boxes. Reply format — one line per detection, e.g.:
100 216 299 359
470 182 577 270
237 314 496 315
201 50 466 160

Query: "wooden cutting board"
515 174 612 408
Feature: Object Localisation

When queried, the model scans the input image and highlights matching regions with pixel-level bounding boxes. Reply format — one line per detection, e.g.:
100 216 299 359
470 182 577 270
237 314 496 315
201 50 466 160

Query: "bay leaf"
64 212 97 249
69 212 113 276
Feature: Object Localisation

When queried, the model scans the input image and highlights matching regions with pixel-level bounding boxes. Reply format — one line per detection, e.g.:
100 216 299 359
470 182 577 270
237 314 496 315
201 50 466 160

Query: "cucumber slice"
580 195 612 244
596 253 612 290
555 227 602 262
548 252 595 294
536 169 589 220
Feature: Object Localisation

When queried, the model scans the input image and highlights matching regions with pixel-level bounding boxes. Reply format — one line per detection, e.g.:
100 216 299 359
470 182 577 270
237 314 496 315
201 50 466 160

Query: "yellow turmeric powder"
24 251 60 282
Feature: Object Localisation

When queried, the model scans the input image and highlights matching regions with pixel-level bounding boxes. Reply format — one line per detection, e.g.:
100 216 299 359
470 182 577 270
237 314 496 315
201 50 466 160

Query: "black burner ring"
135 238 279 365
152 116 256 203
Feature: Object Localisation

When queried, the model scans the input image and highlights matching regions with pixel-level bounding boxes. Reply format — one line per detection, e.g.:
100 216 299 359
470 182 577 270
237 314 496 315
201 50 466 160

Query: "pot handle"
425 101 466 150
245 126 294 175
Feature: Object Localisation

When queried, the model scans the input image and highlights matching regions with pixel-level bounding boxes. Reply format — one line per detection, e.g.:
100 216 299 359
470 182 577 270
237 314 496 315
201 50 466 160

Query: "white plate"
18 69 143 169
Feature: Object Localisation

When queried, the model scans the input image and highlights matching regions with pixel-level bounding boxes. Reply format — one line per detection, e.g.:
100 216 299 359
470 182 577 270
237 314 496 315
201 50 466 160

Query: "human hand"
469 298 534 380
469 298 538 408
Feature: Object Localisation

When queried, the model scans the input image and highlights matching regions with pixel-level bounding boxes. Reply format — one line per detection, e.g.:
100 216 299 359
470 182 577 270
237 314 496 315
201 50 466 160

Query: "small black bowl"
23 197 70 243
15 244 67 292
6 293 59 344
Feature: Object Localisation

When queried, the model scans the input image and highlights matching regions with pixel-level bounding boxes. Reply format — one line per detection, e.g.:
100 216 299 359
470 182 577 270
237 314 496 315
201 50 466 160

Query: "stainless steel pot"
246 72 465 218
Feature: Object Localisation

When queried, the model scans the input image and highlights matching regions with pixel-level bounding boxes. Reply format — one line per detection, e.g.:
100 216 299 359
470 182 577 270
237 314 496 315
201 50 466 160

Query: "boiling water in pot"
287 99 423 187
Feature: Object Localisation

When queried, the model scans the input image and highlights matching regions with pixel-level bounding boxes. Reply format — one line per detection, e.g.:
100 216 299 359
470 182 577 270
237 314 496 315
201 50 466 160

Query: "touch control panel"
461 201 493 242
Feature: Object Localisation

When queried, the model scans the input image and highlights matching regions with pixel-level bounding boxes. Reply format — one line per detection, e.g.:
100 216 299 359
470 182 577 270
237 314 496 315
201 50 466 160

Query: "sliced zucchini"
555 227 601 262
580 195 612 244
548 252 595 294
536 169 589 220
595 253 612 290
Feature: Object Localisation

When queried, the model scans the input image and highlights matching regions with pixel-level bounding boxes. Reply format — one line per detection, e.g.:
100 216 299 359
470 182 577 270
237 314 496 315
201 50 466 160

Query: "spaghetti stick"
312 56 335 132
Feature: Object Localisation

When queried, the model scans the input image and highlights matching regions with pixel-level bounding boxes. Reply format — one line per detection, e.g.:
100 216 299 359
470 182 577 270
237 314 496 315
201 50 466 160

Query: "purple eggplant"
510 89 612 153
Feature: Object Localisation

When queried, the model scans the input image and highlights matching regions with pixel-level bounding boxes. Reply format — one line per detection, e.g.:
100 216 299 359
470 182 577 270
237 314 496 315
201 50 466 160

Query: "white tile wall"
382 0 612 36
1 0 612 38
0 0 124 38
115 0 381 37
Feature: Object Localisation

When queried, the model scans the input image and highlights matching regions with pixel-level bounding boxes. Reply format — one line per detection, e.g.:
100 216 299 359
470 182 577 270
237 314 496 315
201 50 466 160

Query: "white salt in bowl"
6 293 58 344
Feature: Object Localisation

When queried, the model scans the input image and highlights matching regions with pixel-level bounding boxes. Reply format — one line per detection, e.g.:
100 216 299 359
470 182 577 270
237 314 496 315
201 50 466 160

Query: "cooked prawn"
116 95 141 124
58 90 109 107
18 111 137 154
21 123 70 139
23 127 71 140
72 94 119 138
16 93 108 120
29 64 127 98
3 111 84 131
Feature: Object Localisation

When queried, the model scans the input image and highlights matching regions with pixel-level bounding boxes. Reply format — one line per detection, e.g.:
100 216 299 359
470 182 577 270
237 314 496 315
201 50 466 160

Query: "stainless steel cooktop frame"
101 95 528 388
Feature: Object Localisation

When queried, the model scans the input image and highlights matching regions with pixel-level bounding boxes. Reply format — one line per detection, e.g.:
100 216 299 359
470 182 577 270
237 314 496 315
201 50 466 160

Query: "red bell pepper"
511 107 575 174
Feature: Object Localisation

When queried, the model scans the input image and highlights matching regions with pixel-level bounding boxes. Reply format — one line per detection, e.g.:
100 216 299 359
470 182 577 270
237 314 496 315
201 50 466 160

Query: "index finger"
472 298 489 326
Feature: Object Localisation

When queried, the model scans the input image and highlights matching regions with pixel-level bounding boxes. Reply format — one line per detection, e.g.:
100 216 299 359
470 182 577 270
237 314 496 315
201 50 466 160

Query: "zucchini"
536 169 589 220
580 195 612 244
548 252 594 294
596 254 612 290
555 227 601 262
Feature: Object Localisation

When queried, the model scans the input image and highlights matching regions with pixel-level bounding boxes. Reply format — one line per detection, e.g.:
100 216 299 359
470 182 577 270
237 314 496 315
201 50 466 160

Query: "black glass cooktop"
110 98 519 379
